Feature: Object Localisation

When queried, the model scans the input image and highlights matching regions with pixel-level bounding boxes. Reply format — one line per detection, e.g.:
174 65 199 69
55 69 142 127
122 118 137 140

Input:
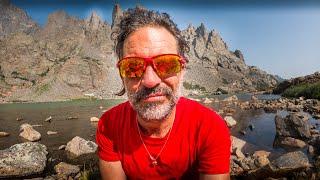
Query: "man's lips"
142 92 166 102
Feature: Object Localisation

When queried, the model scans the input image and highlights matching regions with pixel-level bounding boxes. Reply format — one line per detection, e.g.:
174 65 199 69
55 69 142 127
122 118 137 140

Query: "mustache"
132 85 173 103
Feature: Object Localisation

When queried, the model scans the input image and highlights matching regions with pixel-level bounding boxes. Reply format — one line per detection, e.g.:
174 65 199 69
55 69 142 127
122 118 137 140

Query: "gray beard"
126 83 182 121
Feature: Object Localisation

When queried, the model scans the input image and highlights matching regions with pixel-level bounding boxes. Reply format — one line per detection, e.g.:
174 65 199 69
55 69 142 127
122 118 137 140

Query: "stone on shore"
224 116 237 128
275 113 311 139
0 132 10 137
223 95 238 102
270 151 310 173
65 136 97 157
58 145 66 150
0 142 47 178
203 97 212 104
19 123 41 141
231 136 247 151
47 131 58 135
90 117 99 122
44 116 52 122
54 162 80 177
279 137 307 148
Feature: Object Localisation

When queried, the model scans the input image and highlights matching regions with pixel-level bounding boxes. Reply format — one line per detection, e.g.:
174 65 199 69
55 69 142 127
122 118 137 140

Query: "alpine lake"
0 93 319 178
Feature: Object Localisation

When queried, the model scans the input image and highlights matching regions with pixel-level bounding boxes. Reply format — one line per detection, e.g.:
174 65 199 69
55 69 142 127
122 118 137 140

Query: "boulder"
65 136 97 157
54 162 80 177
0 142 47 178
233 148 245 160
231 136 247 151
279 137 307 148
19 123 41 141
90 117 99 122
224 116 237 128
274 113 311 140
223 95 238 102
270 151 310 173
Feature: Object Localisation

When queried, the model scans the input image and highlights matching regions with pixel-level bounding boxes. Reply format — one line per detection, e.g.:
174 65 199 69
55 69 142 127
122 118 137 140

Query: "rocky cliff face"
0 2 279 102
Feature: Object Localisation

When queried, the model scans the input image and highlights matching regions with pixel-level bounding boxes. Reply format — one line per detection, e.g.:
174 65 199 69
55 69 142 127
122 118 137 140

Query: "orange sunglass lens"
154 55 182 77
119 58 145 78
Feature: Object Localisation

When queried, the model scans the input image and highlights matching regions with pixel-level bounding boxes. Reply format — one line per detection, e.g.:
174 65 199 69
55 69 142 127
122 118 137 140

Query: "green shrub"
283 82 320 100
183 82 206 92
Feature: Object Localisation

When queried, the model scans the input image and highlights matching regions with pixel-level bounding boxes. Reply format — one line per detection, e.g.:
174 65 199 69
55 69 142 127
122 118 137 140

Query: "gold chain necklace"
136 117 173 167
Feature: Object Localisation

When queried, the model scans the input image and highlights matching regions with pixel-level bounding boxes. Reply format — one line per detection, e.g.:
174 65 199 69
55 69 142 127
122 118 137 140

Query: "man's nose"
141 66 161 88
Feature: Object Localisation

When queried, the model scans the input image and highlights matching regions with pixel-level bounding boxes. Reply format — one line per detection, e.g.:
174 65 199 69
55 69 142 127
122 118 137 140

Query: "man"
96 7 231 180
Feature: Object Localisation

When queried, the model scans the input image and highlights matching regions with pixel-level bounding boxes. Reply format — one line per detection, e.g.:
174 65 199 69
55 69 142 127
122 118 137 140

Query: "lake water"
0 99 125 150
1 95 319 157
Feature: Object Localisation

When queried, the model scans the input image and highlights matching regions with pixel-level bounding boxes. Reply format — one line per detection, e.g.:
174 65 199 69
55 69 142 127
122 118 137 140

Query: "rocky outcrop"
274 113 311 140
273 71 320 94
0 142 47 178
0 0 39 39
0 3 279 102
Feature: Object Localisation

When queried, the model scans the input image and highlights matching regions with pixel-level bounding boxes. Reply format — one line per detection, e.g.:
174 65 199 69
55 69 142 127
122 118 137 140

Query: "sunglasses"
117 54 186 78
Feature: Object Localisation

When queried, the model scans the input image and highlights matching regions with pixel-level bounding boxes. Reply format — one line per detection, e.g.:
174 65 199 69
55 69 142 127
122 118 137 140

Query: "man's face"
122 26 184 121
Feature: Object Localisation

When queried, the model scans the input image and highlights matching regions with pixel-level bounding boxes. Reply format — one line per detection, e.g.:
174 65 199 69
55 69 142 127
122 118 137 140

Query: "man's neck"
137 108 176 138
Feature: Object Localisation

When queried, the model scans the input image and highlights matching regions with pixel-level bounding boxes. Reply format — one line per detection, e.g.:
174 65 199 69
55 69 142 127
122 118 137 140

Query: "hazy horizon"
11 0 320 79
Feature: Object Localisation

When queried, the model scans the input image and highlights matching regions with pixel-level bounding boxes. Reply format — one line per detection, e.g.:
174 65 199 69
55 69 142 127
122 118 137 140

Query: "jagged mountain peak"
195 23 207 37
112 4 123 28
86 11 103 31
0 1 38 38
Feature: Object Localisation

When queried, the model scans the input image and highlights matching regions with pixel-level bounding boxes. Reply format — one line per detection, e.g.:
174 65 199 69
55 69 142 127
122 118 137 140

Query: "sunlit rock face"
0 3 279 102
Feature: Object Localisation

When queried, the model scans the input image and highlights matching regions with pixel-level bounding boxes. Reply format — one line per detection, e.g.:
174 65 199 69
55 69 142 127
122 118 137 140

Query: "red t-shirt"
96 97 230 179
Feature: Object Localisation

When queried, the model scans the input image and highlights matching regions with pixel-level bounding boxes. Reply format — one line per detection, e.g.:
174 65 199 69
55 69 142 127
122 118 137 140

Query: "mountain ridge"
0 3 279 102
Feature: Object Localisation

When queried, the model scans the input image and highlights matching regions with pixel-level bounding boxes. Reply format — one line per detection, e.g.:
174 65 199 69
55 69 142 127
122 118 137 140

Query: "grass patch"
35 83 51 95
183 82 206 92
282 82 320 100
79 164 100 180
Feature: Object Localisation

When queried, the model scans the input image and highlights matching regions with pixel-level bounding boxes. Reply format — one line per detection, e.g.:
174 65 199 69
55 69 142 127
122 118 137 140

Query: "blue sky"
12 0 320 79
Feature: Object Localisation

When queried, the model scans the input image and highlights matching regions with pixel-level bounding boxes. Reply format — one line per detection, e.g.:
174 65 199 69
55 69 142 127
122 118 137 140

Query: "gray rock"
47 131 58 135
252 150 270 168
65 136 97 157
90 117 99 122
54 162 80 177
279 137 307 148
19 123 41 141
0 131 9 137
270 151 310 172
0 142 47 178
223 95 238 102
224 116 237 128
58 145 66 150
275 113 311 140
44 116 52 122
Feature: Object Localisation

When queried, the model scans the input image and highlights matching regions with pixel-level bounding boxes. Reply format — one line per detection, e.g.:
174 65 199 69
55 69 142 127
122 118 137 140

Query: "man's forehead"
123 26 178 57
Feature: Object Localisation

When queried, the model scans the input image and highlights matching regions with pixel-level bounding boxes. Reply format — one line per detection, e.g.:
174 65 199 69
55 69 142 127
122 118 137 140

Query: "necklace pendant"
152 160 158 166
